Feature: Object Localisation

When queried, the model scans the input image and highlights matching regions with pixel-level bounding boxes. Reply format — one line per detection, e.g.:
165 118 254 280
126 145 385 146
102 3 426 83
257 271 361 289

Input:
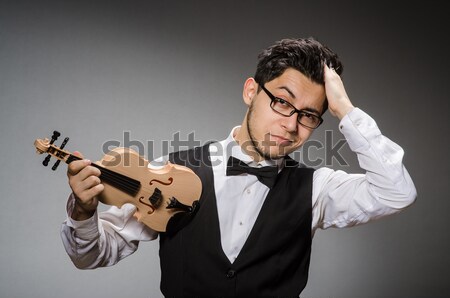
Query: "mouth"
269 134 293 146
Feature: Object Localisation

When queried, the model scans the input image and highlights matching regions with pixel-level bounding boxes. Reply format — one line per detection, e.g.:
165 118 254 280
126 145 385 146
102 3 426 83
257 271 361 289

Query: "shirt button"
226 269 236 278
239 221 243 226
246 188 251 194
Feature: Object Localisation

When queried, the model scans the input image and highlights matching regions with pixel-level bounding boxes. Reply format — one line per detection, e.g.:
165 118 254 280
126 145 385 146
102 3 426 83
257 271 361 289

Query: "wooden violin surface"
97 147 202 232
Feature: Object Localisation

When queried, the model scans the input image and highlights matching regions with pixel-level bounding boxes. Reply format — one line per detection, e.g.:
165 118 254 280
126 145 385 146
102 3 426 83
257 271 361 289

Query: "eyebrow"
301 107 321 116
277 86 296 99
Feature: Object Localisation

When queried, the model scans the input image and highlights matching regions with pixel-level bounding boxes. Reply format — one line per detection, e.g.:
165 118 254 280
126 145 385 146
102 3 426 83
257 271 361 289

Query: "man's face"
244 68 326 160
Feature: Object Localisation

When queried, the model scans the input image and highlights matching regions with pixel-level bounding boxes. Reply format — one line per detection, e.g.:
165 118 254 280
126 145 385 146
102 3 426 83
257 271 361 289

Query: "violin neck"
48 144 141 196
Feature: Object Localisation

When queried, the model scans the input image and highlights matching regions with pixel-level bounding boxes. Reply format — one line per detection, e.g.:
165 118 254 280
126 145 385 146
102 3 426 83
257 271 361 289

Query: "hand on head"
323 64 354 119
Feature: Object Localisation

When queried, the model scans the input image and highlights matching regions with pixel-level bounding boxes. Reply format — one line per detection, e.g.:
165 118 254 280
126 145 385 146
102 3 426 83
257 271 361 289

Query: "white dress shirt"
61 108 417 268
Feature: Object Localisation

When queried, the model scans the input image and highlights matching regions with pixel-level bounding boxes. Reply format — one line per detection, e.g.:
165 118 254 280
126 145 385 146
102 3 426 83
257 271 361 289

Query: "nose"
281 113 298 133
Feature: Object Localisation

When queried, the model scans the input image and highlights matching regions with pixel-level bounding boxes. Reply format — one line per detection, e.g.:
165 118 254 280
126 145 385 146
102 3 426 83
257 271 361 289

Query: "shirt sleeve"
60 193 158 269
311 108 417 233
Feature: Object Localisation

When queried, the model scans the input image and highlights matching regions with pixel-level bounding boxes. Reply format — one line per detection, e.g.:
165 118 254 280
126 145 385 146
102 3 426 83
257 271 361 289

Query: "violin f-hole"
138 196 156 214
138 187 163 214
149 177 173 186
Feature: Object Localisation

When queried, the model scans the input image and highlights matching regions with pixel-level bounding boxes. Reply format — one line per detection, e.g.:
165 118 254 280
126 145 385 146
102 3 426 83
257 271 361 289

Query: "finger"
67 151 88 176
67 158 91 177
323 63 332 78
81 175 102 190
323 63 335 75
76 185 104 206
75 165 102 182
73 186 102 213
73 151 84 159
69 166 101 195
83 183 104 200
72 176 103 201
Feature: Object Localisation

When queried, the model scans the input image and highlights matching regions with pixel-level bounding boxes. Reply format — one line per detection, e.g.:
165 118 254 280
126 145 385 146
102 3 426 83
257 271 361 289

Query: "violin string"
97 165 176 199
66 153 164 197
95 165 141 195
97 169 170 205
100 172 137 193
94 163 177 195
97 164 140 187
101 173 139 195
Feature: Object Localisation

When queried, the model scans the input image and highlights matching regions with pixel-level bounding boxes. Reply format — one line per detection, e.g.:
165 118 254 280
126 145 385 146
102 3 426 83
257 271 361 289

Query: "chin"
278 146 297 157
265 148 293 160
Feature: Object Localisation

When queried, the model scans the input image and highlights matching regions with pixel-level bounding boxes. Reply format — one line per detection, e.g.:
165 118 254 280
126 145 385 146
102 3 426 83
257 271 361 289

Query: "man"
62 37 416 297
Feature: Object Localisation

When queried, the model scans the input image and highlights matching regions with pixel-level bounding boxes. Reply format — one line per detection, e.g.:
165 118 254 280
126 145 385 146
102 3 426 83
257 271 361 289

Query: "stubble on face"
246 101 289 160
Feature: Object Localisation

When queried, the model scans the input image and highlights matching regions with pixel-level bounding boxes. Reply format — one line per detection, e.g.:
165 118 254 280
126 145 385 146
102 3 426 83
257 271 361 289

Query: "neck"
233 120 265 163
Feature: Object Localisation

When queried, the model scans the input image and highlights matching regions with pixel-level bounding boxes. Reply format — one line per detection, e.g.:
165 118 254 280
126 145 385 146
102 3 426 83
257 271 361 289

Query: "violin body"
34 132 202 232
97 147 202 232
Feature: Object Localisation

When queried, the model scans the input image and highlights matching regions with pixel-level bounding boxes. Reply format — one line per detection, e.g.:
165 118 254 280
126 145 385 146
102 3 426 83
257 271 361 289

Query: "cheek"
294 128 314 147
250 101 271 130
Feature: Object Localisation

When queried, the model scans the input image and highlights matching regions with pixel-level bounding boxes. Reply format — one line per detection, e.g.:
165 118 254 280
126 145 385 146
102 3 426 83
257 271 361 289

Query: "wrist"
335 103 354 120
71 200 96 221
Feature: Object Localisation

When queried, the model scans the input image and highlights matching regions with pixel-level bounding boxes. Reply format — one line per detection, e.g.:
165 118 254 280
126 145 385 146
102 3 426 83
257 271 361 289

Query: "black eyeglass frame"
259 84 324 129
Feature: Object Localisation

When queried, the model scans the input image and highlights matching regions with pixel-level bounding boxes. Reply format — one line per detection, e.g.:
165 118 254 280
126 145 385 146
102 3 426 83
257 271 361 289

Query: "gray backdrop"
1 1 449 297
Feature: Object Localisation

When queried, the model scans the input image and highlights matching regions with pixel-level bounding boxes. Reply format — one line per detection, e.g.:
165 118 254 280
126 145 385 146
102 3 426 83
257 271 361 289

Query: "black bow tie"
226 156 278 188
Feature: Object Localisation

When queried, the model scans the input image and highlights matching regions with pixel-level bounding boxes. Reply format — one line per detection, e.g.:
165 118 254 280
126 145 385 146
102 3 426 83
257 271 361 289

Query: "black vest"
159 144 314 298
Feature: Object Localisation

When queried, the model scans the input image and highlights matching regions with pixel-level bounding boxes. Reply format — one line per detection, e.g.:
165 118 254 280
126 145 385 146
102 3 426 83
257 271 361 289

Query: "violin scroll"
34 131 75 170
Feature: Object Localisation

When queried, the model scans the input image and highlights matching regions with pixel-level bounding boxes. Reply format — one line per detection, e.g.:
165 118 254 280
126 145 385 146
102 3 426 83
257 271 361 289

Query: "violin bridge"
149 188 163 209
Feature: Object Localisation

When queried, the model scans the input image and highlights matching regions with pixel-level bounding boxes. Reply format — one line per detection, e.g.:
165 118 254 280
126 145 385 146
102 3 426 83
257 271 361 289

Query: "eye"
299 111 320 124
276 98 290 106
302 111 314 118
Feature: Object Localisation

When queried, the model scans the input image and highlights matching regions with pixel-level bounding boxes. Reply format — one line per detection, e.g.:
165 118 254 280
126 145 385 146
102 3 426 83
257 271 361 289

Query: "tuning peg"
43 154 51 166
50 131 61 144
52 137 69 171
43 130 61 166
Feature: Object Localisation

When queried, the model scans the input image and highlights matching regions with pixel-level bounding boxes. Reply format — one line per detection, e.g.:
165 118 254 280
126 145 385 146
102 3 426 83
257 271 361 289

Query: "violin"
34 131 202 232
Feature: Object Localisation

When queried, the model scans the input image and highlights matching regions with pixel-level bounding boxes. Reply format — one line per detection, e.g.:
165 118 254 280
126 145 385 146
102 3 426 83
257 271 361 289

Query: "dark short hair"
254 37 343 114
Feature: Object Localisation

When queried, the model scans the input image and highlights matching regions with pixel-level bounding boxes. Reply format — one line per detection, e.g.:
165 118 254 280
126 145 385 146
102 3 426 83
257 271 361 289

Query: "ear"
242 77 258 106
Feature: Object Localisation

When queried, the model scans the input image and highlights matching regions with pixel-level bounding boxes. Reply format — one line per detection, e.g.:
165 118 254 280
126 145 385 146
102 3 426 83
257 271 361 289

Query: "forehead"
266 68 326 110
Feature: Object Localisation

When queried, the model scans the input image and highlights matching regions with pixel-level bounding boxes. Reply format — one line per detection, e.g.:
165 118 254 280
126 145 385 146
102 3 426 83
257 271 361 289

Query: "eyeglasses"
260 84 323 129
